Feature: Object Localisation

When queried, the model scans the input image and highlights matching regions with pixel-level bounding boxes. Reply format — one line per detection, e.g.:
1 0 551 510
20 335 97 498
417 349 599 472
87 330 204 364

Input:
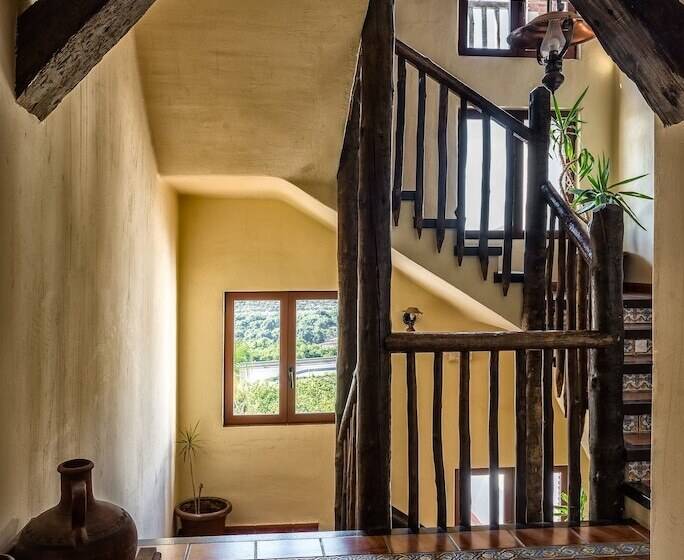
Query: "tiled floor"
140 524 649 559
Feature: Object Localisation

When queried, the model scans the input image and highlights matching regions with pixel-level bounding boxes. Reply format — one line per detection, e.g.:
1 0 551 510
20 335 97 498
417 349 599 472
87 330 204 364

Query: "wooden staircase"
622 289 653 510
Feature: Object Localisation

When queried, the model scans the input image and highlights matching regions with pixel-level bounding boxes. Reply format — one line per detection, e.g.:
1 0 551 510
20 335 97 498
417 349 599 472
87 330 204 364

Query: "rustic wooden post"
521 86 551 523
356 0 394 534
335 72 360 530
589 204 625 521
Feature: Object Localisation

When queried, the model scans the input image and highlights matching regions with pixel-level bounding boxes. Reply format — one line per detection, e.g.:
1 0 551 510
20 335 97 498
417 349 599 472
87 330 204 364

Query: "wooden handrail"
541 182 592 263
396 39 532 142
386 330 617 353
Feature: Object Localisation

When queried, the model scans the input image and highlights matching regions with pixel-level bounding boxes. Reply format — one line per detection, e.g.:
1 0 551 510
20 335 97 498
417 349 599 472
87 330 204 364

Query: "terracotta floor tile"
189 541 256 559
386 533 457 553
257 538 322 559
145 544 188 560
450 530 521 550
512 527 587 547
572 525 648 543
321 536 388 555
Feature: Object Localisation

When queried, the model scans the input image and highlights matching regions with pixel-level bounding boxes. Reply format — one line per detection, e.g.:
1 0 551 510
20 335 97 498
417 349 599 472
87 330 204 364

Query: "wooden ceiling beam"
571 0 684 126
16 0 156 121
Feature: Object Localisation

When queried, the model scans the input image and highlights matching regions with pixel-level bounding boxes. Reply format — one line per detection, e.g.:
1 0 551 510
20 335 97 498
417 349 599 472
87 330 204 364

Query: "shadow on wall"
624 253 653 285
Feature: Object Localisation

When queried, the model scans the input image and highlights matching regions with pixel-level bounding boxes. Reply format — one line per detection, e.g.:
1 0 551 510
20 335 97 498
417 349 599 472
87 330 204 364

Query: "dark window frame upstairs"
457 0 578 59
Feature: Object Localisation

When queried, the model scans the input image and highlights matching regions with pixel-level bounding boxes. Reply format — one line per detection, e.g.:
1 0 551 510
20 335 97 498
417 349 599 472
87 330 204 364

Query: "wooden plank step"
625 323 652 340
622 481 651 510
494 271 524 284
624 354 653 374
625 432 651 462
623 391 652 415
458 246 503 257
624 292 653 309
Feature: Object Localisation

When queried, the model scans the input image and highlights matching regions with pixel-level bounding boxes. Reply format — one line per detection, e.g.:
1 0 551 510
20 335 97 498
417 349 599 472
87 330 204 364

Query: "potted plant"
175 422 232 537
551 88 653 227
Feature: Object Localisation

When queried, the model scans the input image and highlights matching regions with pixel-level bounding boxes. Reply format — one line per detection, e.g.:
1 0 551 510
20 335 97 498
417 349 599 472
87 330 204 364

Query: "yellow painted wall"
614 73 655 283
178 193 568 529
651 121 684 558
0 3 177 547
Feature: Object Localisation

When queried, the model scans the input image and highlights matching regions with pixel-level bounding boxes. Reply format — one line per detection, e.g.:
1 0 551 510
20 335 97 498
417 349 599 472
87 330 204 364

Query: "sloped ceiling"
135 0 368 189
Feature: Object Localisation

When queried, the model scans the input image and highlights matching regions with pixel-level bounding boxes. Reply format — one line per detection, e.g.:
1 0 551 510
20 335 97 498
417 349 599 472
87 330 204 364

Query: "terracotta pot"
175 498 231 537
14 459 137 560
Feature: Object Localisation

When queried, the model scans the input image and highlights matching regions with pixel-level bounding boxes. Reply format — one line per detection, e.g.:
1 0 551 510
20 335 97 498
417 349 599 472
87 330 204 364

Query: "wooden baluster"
436 84 449 252
578 258 590 427
335 72 359 530
589 205 625 521
489 351 500 528
555 226 567 398
356 0 393 533
494 8 501 48
459 351 472 528
350 407 357 528
415 70 426 237
502 129 516 295
433 352 447 530
566 243 581 526
522 87 551 524
543 212 556 523
456 97 468 264
479 113 492 279
392 56 407 226
515 349 527 525
407 352 419 531
482 6 489 48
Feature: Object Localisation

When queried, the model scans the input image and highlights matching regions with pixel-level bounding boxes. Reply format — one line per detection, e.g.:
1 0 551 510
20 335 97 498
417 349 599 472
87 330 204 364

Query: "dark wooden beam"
572 0 684 126
356 0 394 535
16 0 156 121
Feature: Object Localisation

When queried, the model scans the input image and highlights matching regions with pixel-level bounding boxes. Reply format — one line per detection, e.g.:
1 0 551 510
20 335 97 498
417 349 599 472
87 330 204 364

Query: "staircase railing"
393 40 531 292
335 0 625 533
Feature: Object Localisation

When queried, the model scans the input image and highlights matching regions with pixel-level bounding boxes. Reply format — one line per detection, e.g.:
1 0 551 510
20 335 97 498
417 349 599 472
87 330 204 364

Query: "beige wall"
178 193 568 529
652 121 684 559
0 3 177 548
614 73 655 284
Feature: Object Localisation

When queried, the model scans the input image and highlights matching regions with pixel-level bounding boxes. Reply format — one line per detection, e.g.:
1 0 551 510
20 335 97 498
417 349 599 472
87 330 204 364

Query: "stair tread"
624 292 653 309
625 323 652 339
623 481 651 510
625 432 651 448
623 390 652 403
624 354 653 365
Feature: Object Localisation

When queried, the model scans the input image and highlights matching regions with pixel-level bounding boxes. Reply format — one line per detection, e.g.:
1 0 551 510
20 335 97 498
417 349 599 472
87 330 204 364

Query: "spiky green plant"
552 88 653 229
570 154 652 230
551 87 594 207
554 489 588 522
177 422 204 514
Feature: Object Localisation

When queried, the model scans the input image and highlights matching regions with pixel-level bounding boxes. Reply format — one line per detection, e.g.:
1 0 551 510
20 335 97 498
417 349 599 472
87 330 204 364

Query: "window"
456 466 568 524
458 0 578 58
224 292 338 425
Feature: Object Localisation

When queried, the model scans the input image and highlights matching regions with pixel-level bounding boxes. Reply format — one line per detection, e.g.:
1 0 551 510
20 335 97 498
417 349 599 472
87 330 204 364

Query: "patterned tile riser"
623 415 652 433
624 307 652 324
623 373 653 392
624 339 652 354
626 461 651 483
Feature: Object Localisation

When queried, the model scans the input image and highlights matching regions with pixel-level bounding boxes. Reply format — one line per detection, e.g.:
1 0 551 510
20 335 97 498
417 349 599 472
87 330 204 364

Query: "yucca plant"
552 88 653 229
570 154 652 230
554 489 588 522
551 87 594 208
177 422 204 514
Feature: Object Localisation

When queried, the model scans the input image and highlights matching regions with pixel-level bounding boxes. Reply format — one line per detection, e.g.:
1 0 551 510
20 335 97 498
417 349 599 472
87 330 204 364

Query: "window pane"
526 1 574 23
470 473 506 525
466 1 511 50
294 299 338 414
233 299 281 416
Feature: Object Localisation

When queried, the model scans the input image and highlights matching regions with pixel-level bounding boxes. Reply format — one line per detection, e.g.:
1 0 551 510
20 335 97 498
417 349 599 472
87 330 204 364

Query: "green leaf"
619 191 654 200
608 174 649 190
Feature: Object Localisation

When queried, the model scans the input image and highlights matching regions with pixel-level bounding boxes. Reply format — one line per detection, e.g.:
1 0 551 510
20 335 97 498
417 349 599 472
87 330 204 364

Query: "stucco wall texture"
0 3 177 548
